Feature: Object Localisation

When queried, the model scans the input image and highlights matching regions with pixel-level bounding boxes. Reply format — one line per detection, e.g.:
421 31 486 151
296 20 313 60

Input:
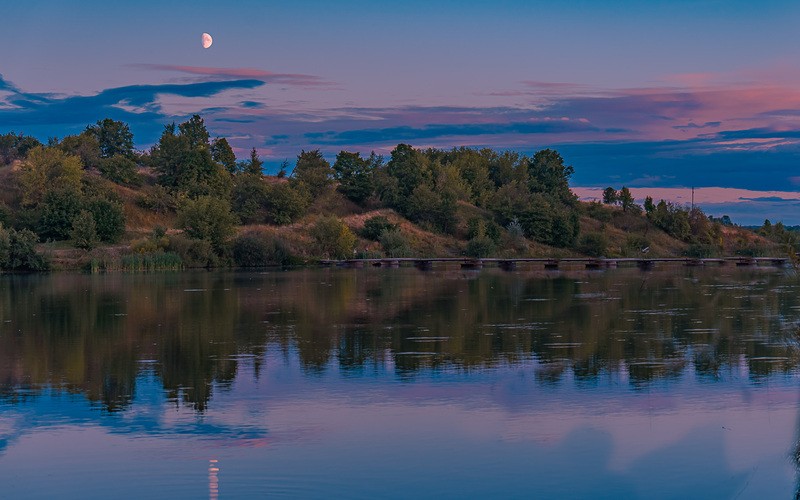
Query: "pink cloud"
573 186 800 205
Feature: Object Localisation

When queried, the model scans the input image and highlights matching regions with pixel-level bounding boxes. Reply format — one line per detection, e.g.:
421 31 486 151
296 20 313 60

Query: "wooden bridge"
320 256 789 271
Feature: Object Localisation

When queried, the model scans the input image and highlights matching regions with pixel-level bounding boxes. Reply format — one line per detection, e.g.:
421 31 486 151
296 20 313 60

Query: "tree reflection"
1 267 800 413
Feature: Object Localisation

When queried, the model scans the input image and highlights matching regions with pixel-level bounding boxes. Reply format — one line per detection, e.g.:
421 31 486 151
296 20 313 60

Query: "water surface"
1 266 800 498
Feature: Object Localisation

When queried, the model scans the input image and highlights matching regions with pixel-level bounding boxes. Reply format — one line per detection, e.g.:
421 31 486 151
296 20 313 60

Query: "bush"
167 234 223 268
360 216 396 240
684 243 715 258
176 196 238 250
87 198 125 243
380 228 413 257
466 236 496 258
310 216 356 259
98 155 142 186
232 232 294 267
467 217 501 243
265 182 310 225
0 225 48 271
70 210 99 250
38 189 84 240
577 232 608 257
136 185 176 214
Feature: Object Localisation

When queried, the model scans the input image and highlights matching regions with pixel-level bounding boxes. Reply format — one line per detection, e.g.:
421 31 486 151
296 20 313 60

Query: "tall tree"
332 151 380 204
211 138 237 174
87 119 134 158
527 149 574 203
178 115 210 149
619 186 635 212
243 147 263 176
602 187 618 205
293 149 332 197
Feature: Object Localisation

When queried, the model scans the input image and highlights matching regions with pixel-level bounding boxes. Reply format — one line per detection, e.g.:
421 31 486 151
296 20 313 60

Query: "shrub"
361 216 396 240
176 196 238 250
0 225 48 271
310 216 356 259
121 252 183 271
577 232 608 257
265 182 310 225
684 243 715 258
136 185 176 214
506 218 525 239
70 210 99 250
98 155 142 186
467 217 501 243
380 228 412 257
232 232 294 267
38 188 84 240
466 236 496 258
167 234 222 268
87 198 125 243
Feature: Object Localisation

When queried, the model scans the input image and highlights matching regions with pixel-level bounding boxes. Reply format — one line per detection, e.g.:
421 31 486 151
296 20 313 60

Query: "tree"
86 198 125 243
643 196 655 215
87 119 134 158
619 186 635 212
211 138 237 174
38 189 84 240
178 114 210 149
177 196 238 250
70 210 99 250
332 151 379 204
18 146 83 206
59 131 102 169
602 187 618 205
0 132 42 164
243 147 263 176
528 149 574 203
310 216 356 259
293 150 332 197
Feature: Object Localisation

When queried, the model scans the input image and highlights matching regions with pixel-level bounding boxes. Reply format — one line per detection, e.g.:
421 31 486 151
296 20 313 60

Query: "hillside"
0 119 787 272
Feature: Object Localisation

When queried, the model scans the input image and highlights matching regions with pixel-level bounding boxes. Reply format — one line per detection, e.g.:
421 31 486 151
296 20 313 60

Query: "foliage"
577 232 608 257
0 132 41 164
332 151 379 204
121 252 183 272
0 225 48 271
684 243 715 258
98 155 142 186
38 189 84 240
618 187 636 212
150 117 232 197
70 210 99 250
310 216 356 259
176 196 238 250
211 138 237 174
293 150 333 197
231 175 269 223
59 131 102 169
360 215 397 241
506 218 525 240
87 119 134 158
166 234 224 268
241 147 263 176
264 182 310 225
465 219 497 257
527 149 575 204
379 228 413 257
232 232 295 266
602 187 618 205
586 201 613 222
136 185 177 214
18 146 83 206
86 198 126 243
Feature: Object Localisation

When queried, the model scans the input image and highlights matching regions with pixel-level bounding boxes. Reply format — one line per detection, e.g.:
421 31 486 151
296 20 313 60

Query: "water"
1 266 800 498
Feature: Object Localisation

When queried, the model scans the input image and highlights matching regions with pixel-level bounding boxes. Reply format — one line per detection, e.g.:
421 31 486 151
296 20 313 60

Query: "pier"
319 256 789 270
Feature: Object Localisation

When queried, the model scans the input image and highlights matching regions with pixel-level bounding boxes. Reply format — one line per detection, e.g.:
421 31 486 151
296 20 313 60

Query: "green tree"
177 196 238 250
86 198 125 243
619 186 635 212
264 182 310 225
178 114 210 149
0 132 42 164
211 138 237 174
18 146 83 206
38 189 85 240
98 155 141 186
602 187 618 205
59 131 102 170
243 147 263 176
87 119 134 158
528 149 574 203
310 216 356 259
332 151 379 204
293 150 332 197
70 210 99 250
232 175 269 223
643 196 655 215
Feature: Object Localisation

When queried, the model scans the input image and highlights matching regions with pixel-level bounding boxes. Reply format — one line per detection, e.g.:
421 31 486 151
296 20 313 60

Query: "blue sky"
3 1 800 223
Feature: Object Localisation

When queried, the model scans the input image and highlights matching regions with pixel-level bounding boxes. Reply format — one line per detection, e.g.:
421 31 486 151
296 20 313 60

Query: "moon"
202 33 213 49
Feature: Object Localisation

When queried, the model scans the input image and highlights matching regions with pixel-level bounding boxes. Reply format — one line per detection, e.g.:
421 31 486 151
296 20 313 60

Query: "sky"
2 0 800 224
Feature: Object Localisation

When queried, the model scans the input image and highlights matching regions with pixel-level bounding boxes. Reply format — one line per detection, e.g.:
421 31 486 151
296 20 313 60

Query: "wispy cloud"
132 64 333 88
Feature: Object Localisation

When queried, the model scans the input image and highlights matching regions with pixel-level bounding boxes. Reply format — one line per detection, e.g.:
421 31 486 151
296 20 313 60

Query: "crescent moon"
202 33 213 49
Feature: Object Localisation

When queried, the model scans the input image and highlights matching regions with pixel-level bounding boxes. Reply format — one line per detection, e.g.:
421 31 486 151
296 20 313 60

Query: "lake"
1 266 800 498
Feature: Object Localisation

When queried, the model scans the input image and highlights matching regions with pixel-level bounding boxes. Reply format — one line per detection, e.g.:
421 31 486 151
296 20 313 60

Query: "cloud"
133 64 333 88
304 119 603 145
673 121 721 130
